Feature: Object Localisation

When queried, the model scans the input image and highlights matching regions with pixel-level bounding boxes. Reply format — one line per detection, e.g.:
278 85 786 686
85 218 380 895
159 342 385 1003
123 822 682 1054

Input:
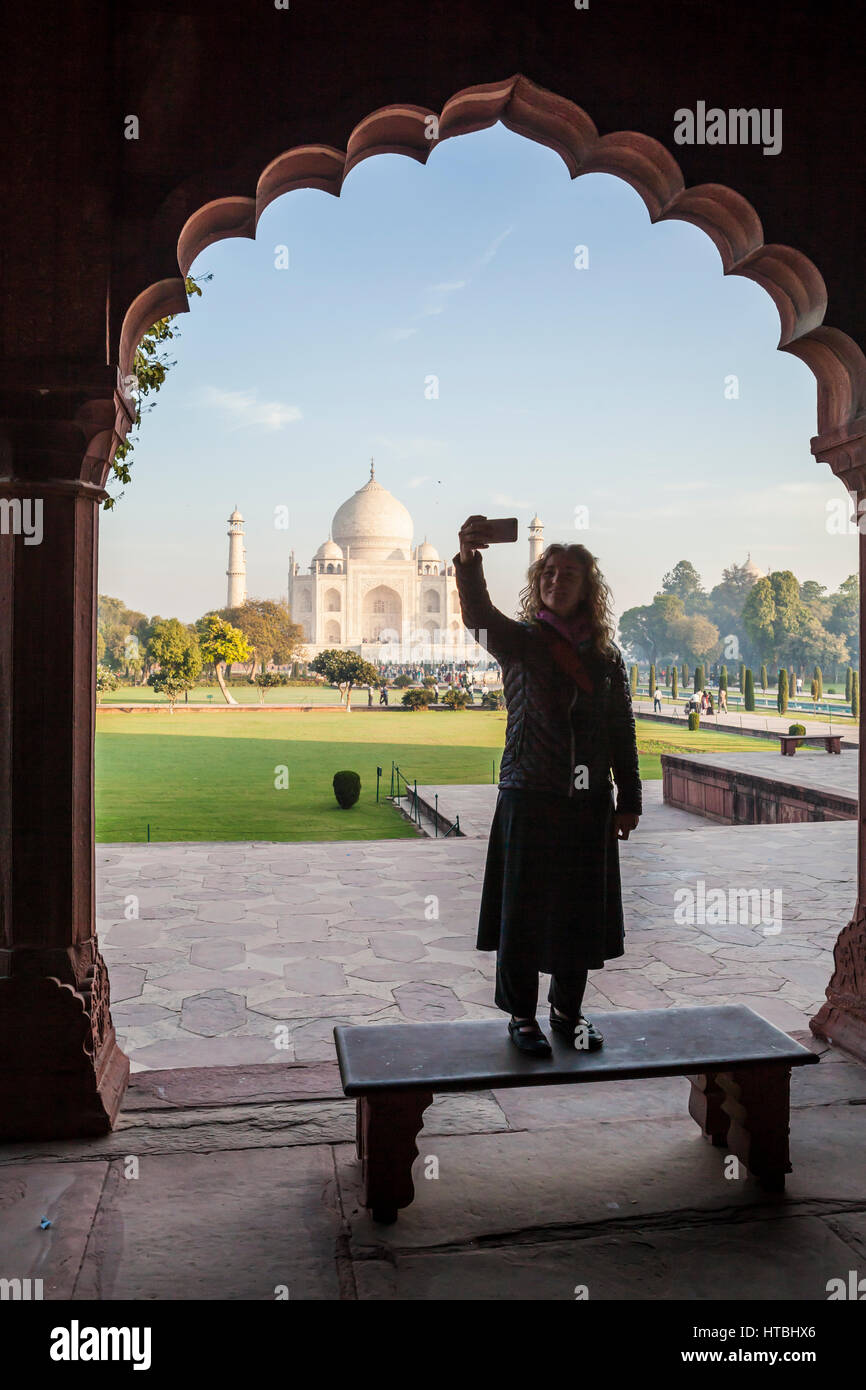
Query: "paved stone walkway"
98 781 853 1072
632 697 859 742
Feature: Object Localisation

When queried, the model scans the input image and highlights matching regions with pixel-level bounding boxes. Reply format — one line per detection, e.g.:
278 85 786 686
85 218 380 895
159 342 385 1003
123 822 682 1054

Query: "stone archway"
4 70 866 1143
363 585 402 643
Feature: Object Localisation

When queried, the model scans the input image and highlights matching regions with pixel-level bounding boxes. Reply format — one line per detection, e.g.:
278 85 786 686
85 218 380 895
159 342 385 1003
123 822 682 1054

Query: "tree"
742 572 803 667
146 618 202 710
827 575 858 666
719 665 728 692
738 661 746 692
760 664 768 691
97 595 148 678
671 666 678 700
309 650 379 708
744 668 755 711
221 597 304 680
694 664 704 692
196 613 251 704
777 668 788 715
105 274 212 509
681 663 688 686
669 613 720 667
253 671 289 704
629 664 638 695
661 560 705 608
649 664 656 698
96 666 118 704
813 665 823 701
853 671 860 721
846 667 853 704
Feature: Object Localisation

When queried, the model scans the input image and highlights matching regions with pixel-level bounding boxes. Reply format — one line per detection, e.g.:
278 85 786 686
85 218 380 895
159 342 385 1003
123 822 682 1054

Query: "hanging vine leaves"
105 272 212 509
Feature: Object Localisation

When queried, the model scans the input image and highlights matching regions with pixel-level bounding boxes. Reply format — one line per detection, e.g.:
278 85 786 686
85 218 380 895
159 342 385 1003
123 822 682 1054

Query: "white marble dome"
417 539 440 562
331 473 414 561
314 537 344 560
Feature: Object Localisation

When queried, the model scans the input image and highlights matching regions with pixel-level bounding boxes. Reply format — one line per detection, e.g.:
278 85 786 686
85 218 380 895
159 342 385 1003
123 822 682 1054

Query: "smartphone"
479 517 519 544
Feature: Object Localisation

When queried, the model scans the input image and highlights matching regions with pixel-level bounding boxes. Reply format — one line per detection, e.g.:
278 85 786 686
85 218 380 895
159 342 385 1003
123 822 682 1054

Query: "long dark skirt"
476 787 625 974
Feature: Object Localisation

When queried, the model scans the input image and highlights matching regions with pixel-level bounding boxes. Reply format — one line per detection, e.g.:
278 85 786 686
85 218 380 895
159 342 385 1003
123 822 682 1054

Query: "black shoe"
507 1017 552 1057
549 1008 604 1050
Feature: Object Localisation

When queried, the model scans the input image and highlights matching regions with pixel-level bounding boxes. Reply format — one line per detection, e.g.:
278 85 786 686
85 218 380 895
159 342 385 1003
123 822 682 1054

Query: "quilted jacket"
453 551 642 814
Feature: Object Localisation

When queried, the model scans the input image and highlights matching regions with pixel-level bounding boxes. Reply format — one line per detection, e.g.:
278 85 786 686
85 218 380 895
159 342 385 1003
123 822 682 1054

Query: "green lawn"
99 682 344 705
95 711 769 842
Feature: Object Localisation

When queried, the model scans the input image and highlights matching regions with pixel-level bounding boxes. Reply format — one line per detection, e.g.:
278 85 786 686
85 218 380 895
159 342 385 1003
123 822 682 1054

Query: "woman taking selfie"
453 514 641 1057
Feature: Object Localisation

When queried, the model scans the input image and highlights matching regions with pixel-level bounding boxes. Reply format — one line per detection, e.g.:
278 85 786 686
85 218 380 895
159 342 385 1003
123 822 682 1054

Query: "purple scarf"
536 606 593 649
535 607 595 693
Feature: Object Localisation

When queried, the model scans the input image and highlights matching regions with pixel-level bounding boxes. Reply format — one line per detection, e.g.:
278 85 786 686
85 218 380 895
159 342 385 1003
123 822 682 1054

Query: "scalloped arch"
121 73 866 458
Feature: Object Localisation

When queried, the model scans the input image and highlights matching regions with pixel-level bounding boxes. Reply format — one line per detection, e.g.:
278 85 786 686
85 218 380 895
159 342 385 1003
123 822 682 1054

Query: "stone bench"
333 1005 819 1223
780 733 842 755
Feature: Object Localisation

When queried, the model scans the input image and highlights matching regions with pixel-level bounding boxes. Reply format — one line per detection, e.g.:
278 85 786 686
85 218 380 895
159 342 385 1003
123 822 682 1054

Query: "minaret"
226 507 246 608
529 513 544 565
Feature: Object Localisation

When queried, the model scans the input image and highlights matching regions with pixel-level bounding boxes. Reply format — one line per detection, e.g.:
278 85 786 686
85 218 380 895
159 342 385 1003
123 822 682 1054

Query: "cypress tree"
853 672 859 722
681 663 688 687
630 664 638 696
649 664 656 698
814 666 823 701
695 664 705 692
777 668 788 715
719 665 728 692
744 668 755 711
671 666 678 700
760 663 768 692
846 667 853 704
738 661 746 692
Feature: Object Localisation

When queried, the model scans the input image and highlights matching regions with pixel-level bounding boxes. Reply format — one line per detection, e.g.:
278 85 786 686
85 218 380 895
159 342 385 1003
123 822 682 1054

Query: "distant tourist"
454 515 641 1059
719 687 727 713
379 686 389 706
653 689 662 713
367 685 373 706
706 691 714 715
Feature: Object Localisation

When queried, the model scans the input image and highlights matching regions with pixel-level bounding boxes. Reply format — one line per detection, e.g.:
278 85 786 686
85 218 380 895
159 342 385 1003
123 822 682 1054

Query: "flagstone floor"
98 782 853 1072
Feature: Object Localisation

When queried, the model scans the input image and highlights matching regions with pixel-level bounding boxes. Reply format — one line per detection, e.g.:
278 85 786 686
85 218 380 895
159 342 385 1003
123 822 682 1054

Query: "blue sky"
98 121 856 626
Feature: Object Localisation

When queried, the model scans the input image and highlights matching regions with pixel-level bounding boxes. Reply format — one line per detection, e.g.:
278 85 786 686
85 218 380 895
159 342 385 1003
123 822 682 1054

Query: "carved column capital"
0 363 135 491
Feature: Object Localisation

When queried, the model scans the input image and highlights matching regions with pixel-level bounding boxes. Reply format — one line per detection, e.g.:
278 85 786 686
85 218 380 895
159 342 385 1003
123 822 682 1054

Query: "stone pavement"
97 780 853 1072
633 696 859 742
1 781 862 1300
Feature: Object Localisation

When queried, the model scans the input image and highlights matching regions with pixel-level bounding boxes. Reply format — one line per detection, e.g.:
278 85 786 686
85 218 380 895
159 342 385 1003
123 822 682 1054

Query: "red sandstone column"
0 372 132 1138
810 433 866 1061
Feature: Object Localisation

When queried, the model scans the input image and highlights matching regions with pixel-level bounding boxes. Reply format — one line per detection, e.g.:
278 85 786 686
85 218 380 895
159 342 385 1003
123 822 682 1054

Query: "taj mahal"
225 461 546 661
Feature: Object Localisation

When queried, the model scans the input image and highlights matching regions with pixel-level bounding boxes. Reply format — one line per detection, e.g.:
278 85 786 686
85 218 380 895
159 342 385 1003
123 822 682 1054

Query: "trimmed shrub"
401 687 434 710
332 770 361 808
813 666 823 700
853 673 859 721
629 664 638 696
694 664 705 693
671 667 678 700
744 668 755 711
718 665 728 692
760 664 768 691
422 677 437 689
777 668 788 715
649 664 656 698
441 686 470 709
788 723 806 736
738 661 746 692
688 711 700 731
481 690 505 710
392 674 413 688
846 667 853 703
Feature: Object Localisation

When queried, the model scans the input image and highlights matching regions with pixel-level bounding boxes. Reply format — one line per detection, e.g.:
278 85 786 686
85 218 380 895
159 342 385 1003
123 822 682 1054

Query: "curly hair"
516 543 617 657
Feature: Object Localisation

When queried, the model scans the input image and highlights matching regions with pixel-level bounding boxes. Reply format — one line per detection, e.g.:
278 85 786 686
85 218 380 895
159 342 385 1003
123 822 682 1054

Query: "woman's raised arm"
453 515 533 665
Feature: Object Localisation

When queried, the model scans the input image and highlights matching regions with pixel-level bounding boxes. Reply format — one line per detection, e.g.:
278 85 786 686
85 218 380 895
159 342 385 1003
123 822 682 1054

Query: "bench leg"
356 1088 434 1224
715 1065 792 1191
687 1071 730 1146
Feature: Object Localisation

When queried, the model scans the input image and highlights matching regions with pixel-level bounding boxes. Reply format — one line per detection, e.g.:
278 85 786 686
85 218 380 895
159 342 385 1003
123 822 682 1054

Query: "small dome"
314 538 344 560
742 552 764 579
229 508 243 521
529 514 543 528
417 540 440 561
